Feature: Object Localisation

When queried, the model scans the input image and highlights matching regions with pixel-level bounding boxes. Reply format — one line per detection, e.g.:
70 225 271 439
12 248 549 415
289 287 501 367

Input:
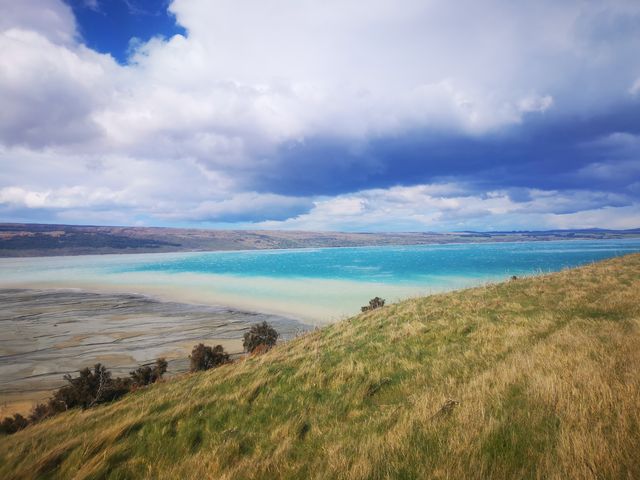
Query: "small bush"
190 344 230 372
0 413 28 435
130 358 168 386
361 297 385 312
52 363 131 410
29 402 53 423
243 321 279 353
2 359 162 434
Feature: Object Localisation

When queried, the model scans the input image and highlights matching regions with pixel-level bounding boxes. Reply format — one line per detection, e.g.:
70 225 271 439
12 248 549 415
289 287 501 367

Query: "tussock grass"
1 254 639 479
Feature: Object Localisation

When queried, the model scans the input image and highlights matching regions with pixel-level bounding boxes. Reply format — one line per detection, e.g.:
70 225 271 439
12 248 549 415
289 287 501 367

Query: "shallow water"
1 239 639 322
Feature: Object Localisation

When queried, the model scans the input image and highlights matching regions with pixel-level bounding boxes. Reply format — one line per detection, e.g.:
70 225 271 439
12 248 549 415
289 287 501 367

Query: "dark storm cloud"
252 102 640 198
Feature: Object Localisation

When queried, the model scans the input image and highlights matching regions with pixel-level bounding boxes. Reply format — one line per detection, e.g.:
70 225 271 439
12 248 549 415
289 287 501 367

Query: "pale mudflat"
0 289 309 416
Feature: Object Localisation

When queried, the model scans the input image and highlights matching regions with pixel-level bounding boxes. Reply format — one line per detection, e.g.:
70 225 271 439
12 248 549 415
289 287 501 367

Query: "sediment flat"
0 289 309 416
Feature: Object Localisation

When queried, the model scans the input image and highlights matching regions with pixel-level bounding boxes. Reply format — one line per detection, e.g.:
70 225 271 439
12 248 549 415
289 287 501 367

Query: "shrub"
361 297 385 312
189 344 230 372
155 357 168 376
29 402 53 423
130 358 168 386
243 321 279 353
0 413 28 435
52 363 131 410
2 361 147 434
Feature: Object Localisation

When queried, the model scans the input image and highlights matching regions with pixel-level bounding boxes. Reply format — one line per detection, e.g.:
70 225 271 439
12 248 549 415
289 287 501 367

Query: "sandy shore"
0 272 433 324
0 252 449 323
0 288 310 417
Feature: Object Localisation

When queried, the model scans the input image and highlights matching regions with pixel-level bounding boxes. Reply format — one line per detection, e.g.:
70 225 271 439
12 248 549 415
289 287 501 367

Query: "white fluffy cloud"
1 0 639 229
255 185 639 231
0 28 118 147
4 0 639 150
0 0 76 44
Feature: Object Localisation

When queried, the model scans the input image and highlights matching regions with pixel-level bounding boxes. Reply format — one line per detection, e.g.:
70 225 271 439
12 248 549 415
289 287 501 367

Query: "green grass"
1 254 640 479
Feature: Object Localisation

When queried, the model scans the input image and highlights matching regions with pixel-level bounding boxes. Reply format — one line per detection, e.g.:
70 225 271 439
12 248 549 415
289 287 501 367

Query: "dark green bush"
28 402 53 423
361 297 385 312
189 344 230 372
2 359 170 434
130 358 168 386
243 321 279 353
52 363 131 410
0 413 28 435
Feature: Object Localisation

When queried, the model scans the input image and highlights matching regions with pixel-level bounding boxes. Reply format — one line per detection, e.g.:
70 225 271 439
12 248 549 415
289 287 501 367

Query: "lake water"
1 239 639 322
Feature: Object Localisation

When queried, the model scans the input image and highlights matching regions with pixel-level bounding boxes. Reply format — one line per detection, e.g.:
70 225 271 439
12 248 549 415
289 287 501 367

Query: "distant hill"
2 254 639 478
1 223 639 257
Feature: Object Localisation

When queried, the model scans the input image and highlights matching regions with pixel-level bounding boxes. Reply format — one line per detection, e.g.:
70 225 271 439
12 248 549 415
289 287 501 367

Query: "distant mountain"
1 223 639 257
460 228 640 235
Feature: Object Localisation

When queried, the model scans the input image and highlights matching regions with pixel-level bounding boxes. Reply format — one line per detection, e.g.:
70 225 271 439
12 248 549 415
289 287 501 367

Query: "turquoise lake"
1 239 639 323
115 238 640 282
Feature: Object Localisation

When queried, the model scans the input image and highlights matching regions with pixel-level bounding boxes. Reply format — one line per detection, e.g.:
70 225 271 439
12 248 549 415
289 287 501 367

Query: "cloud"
545 206 640 230
82 0 100 11
518 95 554 114
0 28 118 147
0 0 639 229
0 185 127 209
160 193 314 223
0 0 76 44
254 184 638 232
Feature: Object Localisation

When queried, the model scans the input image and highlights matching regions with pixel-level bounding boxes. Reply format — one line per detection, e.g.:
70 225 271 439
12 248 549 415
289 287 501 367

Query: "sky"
0 0 639 232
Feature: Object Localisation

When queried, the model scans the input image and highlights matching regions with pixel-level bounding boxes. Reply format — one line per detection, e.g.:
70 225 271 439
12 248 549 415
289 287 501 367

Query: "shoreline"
4 239 640 417
2 238 639 323
2 235 640 260
0 272 443 324
0 288 311 417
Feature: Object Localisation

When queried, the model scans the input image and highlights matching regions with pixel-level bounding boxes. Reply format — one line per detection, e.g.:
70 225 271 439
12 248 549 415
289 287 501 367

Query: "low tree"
243 321 279 353
0 413 28 435
189 344 230 372
130 358 168 386
361 297 385 312
51 363 130 410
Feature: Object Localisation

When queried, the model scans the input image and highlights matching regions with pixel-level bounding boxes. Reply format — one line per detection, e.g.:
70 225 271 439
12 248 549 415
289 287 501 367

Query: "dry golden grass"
1 254 639 479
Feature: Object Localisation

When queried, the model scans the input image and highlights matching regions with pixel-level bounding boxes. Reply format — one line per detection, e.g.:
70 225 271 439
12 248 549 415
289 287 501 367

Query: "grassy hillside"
2 255 639 479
